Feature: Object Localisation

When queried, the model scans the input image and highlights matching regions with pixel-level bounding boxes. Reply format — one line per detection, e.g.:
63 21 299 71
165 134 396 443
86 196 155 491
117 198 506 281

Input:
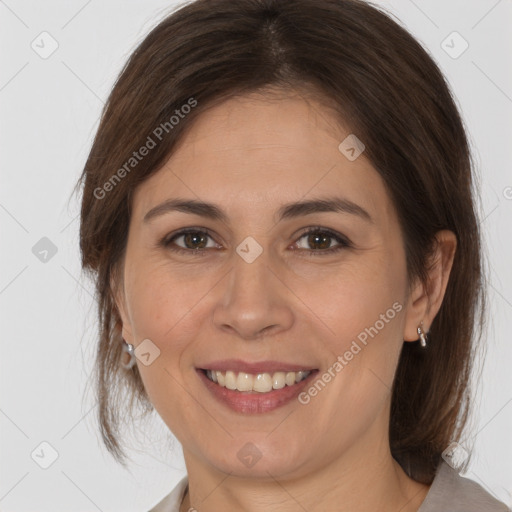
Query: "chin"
199 436 312 480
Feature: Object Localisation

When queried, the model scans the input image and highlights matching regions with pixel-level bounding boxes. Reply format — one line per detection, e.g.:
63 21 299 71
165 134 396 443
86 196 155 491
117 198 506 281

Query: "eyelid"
291 225 352 254
160 225 352 255
294 225 351 244
161 227 220 251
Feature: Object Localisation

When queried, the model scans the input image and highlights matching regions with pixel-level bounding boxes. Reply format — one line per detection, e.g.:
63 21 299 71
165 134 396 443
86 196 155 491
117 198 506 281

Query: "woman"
77 0 509 510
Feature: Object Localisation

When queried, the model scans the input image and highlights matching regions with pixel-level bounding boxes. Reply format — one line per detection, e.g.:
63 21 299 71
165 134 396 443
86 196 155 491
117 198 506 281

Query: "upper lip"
198 359 318 374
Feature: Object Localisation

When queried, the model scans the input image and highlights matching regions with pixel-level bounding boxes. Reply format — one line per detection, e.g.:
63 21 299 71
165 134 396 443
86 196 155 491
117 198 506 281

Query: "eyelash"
160 226 352 257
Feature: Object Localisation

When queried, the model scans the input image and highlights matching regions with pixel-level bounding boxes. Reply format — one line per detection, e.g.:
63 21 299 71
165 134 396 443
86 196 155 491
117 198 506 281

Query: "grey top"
148 461 510 511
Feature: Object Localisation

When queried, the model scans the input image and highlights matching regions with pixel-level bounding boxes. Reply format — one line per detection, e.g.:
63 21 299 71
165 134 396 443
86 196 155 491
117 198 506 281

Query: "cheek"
295 267 405 443
301 255 407 405
123 263 202 420
297 256 406 342
124 259 202 342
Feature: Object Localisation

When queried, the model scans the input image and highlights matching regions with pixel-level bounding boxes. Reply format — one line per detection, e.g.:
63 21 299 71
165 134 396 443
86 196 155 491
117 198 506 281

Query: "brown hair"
77 0 485 483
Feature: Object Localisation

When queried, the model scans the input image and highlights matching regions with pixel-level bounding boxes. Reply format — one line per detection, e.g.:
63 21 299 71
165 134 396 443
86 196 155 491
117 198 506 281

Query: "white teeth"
205 369 312 392
236 372 254 391
225 370 237 390
285 372 296 386
295 371 308 383
272 372 286 390
253 373 273 393
216 371 225 386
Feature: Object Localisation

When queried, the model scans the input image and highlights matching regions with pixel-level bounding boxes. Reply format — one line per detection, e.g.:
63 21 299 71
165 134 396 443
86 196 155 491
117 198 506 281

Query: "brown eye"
180 231 209 249
162 228 218 254
304 232 333 250
294 227 351 255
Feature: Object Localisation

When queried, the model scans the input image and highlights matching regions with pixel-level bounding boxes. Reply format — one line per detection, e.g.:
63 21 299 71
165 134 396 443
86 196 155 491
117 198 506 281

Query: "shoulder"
147 475 188 512
418 461 510 512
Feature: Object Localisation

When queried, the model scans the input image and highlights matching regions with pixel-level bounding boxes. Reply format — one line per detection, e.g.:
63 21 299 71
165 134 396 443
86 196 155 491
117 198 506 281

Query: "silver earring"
121 340 136 369
417 322 428 348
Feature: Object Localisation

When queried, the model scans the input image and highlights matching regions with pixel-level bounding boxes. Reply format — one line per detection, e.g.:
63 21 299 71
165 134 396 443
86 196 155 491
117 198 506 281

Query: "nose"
212 248 295 340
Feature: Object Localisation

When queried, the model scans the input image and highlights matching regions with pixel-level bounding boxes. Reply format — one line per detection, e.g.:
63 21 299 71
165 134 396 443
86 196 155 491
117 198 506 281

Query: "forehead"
132 92 396 225
171 90 351 164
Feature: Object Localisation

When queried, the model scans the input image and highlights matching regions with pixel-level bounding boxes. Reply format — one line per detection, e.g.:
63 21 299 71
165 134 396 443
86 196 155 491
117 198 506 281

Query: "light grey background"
1 0 511 510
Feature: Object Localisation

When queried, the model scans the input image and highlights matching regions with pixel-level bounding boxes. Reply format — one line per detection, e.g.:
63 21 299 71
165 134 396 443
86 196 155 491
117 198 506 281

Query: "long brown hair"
77 0 485 483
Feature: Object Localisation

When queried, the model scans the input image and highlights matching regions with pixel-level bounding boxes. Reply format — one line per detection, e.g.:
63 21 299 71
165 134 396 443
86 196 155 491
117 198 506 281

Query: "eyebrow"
143 196 373 224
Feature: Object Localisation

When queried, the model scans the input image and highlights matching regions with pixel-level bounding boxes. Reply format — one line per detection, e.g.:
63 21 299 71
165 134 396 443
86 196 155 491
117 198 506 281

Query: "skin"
113 88 457 512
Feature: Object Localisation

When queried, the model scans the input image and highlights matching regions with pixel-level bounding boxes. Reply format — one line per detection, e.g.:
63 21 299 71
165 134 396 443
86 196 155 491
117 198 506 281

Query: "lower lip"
196 369 318 414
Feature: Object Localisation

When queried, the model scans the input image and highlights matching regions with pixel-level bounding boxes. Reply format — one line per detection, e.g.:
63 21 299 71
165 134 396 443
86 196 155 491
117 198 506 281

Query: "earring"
417 322 428 348
121 340 136 369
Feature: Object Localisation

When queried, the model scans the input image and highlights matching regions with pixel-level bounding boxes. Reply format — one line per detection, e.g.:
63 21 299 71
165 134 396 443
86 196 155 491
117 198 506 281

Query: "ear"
403 230 457 342
110 270 134 344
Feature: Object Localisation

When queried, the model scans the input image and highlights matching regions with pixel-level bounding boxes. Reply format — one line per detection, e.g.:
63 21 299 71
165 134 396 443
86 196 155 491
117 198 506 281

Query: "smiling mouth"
200 368 314 393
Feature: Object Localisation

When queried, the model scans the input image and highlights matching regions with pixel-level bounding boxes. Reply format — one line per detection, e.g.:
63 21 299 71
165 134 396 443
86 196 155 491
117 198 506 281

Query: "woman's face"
116 90 420 480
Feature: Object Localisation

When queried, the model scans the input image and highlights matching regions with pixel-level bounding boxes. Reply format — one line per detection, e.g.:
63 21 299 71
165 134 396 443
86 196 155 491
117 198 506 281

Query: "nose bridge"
230 245 272 302
212 239 294 339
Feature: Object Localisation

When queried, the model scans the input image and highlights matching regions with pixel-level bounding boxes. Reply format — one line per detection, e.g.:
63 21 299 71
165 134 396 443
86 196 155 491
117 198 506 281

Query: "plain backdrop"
1 0 511 510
